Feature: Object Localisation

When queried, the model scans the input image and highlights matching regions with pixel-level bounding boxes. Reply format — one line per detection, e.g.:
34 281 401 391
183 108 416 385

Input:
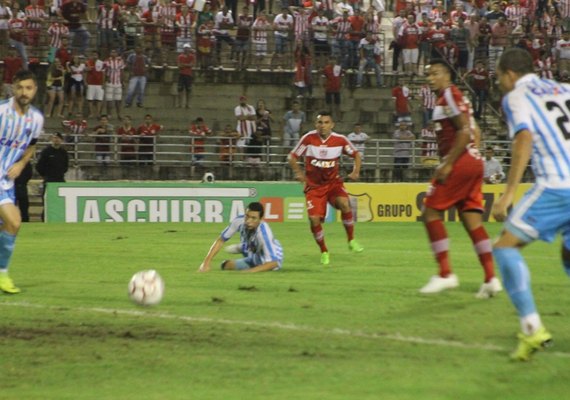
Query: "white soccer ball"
128 270 165 306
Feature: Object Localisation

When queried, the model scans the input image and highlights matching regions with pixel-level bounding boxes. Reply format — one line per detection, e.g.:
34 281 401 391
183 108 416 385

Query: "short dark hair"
317 111 333 118
429 59 452 75
12 69 38 85
497 48 534 75
247 202 264 218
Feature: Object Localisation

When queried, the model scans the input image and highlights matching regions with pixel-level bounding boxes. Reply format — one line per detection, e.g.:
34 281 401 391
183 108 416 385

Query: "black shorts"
325 92 340 105
313 40 329 56
178 74 193 92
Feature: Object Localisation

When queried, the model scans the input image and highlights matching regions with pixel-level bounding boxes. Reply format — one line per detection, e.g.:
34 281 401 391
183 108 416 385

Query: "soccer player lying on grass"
198 202 284 273
492 48 570 361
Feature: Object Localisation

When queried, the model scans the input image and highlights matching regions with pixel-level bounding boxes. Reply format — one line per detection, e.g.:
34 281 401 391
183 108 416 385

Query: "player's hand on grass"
198 262 210 272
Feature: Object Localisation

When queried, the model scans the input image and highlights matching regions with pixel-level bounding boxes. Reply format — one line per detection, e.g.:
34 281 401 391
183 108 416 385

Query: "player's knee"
221 260 229 270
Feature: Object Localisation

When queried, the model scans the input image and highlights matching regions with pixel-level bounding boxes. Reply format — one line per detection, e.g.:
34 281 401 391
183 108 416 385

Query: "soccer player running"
0 70 43 294
492 48 570 361
198 202 283 273
288 112 363 266
419 60 502 297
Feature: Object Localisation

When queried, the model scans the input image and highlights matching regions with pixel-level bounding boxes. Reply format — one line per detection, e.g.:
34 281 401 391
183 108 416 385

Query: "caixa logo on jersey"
311 159 336 168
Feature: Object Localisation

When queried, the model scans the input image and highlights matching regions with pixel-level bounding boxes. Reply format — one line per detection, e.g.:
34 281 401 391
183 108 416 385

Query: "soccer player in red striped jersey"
288 112 363 266
420 60 502 298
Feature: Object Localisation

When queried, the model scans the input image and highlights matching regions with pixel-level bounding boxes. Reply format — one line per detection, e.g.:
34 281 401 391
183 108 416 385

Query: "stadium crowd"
0 0 568 174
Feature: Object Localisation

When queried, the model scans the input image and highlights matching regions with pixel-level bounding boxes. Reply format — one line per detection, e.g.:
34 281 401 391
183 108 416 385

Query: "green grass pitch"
1 222 569 400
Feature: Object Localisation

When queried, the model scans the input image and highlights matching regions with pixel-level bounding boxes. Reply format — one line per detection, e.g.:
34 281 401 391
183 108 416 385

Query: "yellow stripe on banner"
344 183 533 222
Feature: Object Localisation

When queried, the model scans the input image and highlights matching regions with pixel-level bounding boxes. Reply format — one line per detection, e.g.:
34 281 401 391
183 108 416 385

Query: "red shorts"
424 151 484 213
305 180 348 220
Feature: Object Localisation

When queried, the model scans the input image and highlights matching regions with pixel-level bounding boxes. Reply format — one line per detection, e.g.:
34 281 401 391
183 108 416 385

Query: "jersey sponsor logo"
310 159 336 168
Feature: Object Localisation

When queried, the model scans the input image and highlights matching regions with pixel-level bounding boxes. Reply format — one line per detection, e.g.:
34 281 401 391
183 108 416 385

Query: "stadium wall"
45 182 533 223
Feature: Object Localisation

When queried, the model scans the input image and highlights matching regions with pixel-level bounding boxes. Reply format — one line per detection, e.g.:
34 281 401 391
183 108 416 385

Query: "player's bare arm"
434 113 472 183
288 154 306 183
347 151 361 181
492 130 533 222
7 145 36 180
198 236 225 272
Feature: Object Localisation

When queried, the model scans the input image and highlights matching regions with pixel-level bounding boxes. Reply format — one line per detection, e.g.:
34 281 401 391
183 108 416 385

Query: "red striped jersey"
104 57 125 85
176 12 194 38
97 5 119 29
48 22 70 48
420 85 437 109
289 131 358 187
431 85 475 157
25 5 47 30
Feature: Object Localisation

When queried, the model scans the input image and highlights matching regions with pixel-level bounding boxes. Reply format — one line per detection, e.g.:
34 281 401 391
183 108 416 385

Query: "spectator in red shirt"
8 9 27 68
177 43 195 108
1 46 23 99
399 14 420 76
391 79 412 124
189 117 213 166
117 115 138 165
137 114 162 165
321 57 344 121
464 60 490 120
25 0 47 48
347 9 365 70
85 50 105 119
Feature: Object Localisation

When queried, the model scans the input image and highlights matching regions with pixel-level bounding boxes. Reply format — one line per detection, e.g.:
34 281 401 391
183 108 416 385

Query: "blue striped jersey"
221 215 284 266
0 98 44 190
502 74 570 189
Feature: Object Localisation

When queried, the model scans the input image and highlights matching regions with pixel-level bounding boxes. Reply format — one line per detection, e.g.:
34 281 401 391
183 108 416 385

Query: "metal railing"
37 131 514 182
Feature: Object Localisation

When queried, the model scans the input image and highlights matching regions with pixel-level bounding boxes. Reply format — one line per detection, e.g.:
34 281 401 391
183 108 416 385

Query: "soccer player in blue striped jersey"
492 48 570 360
198 202 284 273
0 70 43 294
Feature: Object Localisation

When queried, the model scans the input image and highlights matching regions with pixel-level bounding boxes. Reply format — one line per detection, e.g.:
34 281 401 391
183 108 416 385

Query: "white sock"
520 313 542 335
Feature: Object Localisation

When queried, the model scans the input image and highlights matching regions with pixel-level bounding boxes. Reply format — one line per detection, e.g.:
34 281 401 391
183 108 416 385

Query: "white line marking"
2 301 570 358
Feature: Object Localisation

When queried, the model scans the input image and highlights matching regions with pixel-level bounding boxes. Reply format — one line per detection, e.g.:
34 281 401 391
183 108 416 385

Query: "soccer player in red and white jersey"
288 112 363 266
420 60 502 298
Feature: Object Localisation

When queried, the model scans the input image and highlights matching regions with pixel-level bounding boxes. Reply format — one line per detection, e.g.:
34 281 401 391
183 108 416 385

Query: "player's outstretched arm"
492 130 533 222
198 236 225 272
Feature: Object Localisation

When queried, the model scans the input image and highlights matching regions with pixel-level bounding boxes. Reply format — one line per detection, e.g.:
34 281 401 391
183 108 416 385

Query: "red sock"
341 211 354 242
468 226 495 282
425 220 451 278
311 224 328 253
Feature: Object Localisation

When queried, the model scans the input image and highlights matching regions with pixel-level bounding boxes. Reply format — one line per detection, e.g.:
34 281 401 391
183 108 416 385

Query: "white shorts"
402 48 419 64
252 41 267 57
86 85 104 101
105 84 123 101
